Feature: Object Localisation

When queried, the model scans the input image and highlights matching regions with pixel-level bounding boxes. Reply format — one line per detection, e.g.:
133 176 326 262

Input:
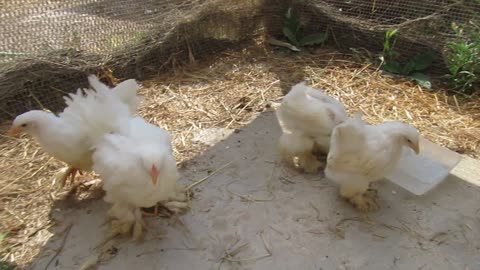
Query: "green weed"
381 29 435 89
444 22 480 93
280 8 328 51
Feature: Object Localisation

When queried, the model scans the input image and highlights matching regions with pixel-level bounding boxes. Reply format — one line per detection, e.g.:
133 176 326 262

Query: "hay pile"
1 41 479 268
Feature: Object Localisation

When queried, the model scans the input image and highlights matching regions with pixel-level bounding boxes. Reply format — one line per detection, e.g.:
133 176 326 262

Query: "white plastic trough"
385 136 462 195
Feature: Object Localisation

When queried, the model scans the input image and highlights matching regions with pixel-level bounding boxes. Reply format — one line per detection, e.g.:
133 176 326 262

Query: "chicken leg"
140 201 188 217
108 203 145 241
278 133 323 174
297 151 324 174
141 184 189 217
172 184 188 202
110 219 134 237
140 205 160 217
132 208 146 242
165 184 189 213
52 166 80 190
339 182 379 212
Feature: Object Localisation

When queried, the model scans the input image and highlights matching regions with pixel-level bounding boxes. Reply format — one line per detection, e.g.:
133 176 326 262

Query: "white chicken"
7 75 141 189
92 117 187 241
325 114 420 211
276 82 348 173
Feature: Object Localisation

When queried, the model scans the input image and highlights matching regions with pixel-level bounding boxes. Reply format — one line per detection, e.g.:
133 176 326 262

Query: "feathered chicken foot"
297 152 324 174
132 209 146 242
108 209 145 242
108 219 144 242
140 205 159 217
340 184 379 212
172 184 188 201
347 193 379 212
52 166 80 190
278 137 300 169
109 219 133 237
164 201 189 214
140 201 189 217
165 184 189 213
140 184 189 217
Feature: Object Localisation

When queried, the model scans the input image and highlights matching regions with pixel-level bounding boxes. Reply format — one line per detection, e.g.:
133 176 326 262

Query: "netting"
1 0 479 121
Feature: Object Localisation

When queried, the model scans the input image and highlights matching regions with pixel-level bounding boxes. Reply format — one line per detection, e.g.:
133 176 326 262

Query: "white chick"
325 114 420 211
8 75 140 189
276 82 348 173
92 117 187 241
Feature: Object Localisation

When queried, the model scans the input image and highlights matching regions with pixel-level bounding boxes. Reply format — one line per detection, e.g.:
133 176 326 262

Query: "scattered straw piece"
186 161 233 191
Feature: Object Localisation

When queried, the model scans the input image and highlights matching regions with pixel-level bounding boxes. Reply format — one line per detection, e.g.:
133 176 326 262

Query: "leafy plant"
380 29 435 88
0 260 16 270
281 8 328 50
383 29 398 58
0 232 6 241
444 22 480 93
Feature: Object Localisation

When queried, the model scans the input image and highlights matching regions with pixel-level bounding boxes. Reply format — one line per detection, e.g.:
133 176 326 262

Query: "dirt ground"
28 111 480 270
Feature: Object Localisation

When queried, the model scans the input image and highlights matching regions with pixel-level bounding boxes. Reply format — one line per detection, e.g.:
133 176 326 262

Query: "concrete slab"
452 156 480 187
31 111 480 270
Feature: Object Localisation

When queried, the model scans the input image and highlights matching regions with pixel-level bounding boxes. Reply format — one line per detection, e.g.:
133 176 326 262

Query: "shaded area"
29 111 480 270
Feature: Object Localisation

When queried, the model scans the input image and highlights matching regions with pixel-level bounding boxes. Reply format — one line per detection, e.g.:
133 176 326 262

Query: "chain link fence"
1 0 478 120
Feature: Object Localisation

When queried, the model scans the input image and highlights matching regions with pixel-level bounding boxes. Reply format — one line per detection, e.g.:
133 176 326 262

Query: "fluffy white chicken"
276 82 348 173
7 75 141 189
92 117 187 241
325 114 420 211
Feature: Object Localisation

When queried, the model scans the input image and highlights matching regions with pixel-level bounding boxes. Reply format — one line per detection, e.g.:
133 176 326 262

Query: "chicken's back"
326 118 405 185
60 83 131 148
111 79 143 114
128 117 173 153
88 75 142 114
277 82 347 137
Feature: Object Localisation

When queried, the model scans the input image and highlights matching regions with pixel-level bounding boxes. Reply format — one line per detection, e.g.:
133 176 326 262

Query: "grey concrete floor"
31 111 480 270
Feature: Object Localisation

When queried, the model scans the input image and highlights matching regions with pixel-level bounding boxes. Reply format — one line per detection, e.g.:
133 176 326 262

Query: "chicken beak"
151 165 159 185
7 126 21 138
409 141 420 155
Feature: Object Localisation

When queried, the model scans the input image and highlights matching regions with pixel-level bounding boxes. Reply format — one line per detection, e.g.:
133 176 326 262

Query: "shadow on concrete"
29 111 480 270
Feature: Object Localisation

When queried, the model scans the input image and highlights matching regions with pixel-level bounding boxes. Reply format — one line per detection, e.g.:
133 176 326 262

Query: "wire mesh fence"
1 0 478 120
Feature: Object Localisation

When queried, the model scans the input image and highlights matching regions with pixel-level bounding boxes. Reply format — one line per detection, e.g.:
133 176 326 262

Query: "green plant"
380 29 435 88
0 232 15 270
444 22 480 93
0 232 5 242
0 260 16 270
281 8 328 50
383 29 398 58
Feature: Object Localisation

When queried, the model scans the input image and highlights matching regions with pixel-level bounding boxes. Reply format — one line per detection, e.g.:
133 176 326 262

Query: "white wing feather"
277 82 347 135
88 75 142 114
276 82 348 153
60 83 131 147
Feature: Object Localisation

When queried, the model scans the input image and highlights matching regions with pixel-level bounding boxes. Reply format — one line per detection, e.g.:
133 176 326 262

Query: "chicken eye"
21 123 27 127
